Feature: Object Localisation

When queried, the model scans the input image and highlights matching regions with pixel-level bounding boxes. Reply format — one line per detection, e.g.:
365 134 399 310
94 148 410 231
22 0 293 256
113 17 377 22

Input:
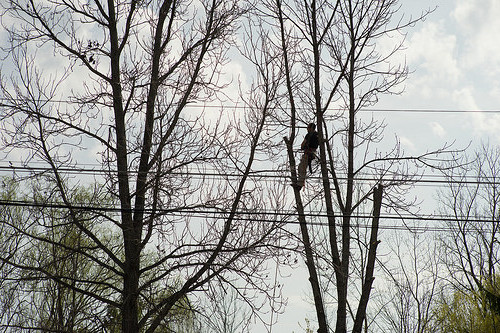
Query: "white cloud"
449 88 500 142
451 87 478 110
399 136 416 152
429 121 446 138
452 0 500 74
407 21 460 85
468 112 500 142
398 20 462 104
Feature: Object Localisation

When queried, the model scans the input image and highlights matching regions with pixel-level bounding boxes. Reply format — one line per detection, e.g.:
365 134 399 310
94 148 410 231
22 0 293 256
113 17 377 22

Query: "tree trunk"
284 137 328 333
353 184 383 333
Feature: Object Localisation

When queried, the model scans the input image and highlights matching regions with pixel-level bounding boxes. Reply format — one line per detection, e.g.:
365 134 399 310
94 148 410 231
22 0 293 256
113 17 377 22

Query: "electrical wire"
1 162 497 234
2 98 500 113
0 199 497 233
0 164 498 187
1 100 498 234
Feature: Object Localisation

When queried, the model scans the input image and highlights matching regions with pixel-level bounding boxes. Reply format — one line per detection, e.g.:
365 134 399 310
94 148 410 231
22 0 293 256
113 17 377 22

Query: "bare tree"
195 286 252 333
247 0 455 332
438 142 500 314
374 230 442 333
0 0 291 332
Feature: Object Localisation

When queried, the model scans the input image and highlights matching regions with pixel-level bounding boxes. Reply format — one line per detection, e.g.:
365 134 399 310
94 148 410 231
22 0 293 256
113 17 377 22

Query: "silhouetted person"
297 123 318 189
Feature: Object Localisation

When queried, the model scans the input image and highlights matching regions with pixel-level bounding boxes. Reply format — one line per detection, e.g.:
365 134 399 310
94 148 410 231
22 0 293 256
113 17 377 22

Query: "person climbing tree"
297 123 319 189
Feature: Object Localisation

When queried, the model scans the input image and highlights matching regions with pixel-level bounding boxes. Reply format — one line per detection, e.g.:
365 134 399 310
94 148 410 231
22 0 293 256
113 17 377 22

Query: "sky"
272 1 500 331
379 0 500 150
1 0 499 332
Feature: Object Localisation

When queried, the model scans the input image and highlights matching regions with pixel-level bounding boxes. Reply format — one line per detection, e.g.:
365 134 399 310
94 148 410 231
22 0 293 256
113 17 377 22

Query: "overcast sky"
1 1 498 331
379 0 500 152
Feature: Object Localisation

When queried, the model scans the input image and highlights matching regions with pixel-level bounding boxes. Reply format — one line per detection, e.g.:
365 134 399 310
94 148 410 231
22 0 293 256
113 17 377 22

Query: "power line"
164 212 474 233
1 164 498 187
0 199 497 233
2 98 500 114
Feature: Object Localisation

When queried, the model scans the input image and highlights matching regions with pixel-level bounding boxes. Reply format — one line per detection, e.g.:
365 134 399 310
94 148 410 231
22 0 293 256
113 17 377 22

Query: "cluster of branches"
239 1 464 332
0 0 484 333
0 0 294 332
371 143 500 333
